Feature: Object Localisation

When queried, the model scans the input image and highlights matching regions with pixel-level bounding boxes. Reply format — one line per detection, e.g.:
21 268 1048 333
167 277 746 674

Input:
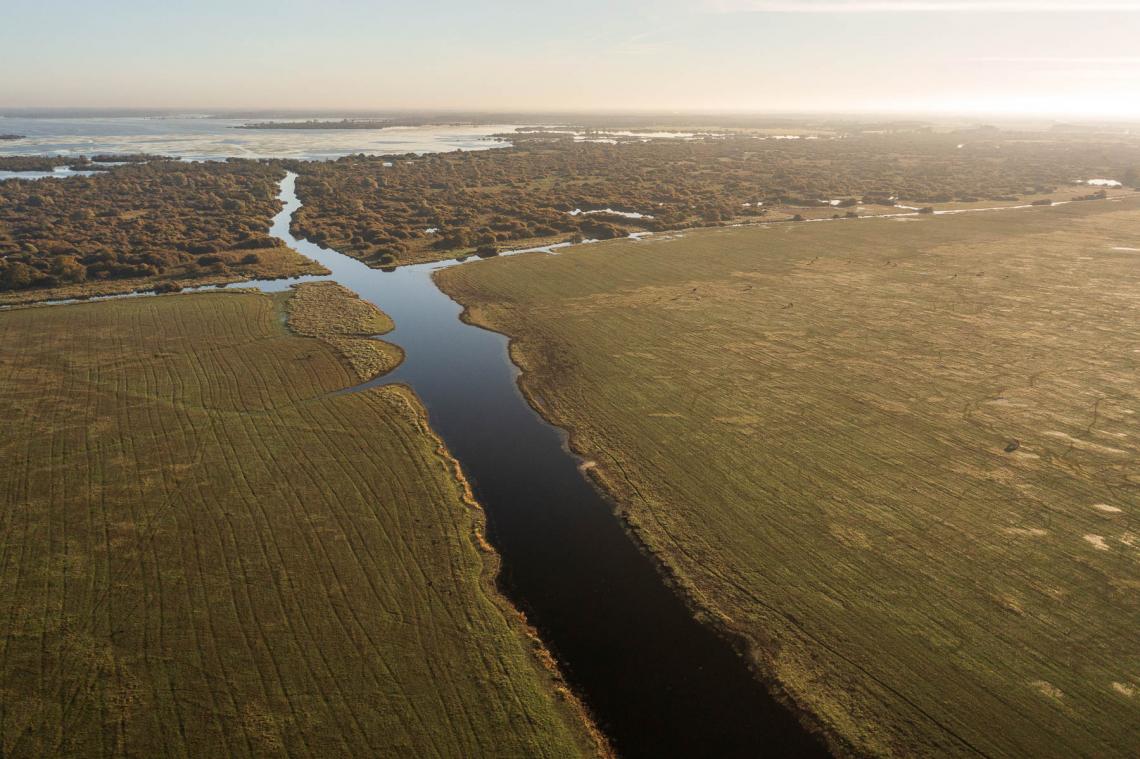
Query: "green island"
0 282 600 758
437 196 1140 758
0 156 88 171
237 119 450 130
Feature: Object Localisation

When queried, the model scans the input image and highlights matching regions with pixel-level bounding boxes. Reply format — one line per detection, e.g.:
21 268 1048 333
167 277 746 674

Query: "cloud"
708 0 1140 11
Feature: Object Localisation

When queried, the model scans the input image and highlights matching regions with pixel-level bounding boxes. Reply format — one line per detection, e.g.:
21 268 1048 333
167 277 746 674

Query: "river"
263 173 830 757
21 170 1118 753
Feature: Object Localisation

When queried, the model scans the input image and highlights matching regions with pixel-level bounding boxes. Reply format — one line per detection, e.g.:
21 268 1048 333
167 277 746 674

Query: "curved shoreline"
447 289 848 756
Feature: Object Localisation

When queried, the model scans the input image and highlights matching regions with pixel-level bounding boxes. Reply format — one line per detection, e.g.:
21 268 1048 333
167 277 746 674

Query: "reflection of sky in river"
0 117 518 160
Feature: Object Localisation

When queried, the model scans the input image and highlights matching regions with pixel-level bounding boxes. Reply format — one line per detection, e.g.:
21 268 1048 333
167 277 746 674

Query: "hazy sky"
3 0 1139 117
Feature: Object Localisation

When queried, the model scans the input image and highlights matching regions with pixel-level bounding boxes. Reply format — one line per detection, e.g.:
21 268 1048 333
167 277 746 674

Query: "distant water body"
0 116 519 161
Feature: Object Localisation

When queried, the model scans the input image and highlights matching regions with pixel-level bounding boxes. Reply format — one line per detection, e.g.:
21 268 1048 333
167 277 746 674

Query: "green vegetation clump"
0 159 325 301
0 288 598 758
439 198 1140 758
0 155 85 171
89 153 174 163
286 280 403 380
288 130 1140 265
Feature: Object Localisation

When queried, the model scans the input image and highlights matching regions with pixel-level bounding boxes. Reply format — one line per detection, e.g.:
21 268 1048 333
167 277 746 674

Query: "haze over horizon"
3 0 1140 119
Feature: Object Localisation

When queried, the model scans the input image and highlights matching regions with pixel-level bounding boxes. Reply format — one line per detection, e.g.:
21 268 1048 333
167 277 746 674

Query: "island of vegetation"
89 152 174 163
0 155 89 171
438 194 1140 758
287 128 1140 267
0 159 325 303
238 117 476 130
240 118 400 130
0 134 24 141
0 282 601 757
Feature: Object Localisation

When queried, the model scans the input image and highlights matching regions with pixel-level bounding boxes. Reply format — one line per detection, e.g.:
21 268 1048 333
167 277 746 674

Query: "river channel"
263 173 829 758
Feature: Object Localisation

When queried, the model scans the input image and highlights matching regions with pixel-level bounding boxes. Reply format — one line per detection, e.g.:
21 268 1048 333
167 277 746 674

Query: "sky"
3 0 1139 118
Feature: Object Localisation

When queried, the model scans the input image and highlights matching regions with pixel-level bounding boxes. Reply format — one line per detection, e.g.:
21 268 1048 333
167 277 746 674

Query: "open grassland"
439 198 1140 757
0 287 596 757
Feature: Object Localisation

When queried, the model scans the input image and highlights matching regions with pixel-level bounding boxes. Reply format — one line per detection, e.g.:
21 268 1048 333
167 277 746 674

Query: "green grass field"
0 286 597 758
439 198 1140 757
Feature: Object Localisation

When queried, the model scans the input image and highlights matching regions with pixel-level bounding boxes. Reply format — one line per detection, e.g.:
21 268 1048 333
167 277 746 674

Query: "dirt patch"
1085 501 1121 515
1083 534 1110 551
1032 681 1065 701
1004 527 1048 538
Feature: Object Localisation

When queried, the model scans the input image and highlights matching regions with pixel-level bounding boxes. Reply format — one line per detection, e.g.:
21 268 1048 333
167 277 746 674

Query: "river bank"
435 196 1140 757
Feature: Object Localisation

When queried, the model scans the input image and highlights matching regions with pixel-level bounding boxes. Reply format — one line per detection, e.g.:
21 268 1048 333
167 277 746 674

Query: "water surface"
0 116 517 160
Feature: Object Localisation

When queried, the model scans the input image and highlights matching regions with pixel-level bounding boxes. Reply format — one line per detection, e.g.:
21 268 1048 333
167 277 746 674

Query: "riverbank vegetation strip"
0 287 596 757
438 198 1140 758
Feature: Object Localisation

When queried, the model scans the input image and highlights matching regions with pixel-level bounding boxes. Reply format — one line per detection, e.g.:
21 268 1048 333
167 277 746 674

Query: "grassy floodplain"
0 284 598 757
439 197 1140 757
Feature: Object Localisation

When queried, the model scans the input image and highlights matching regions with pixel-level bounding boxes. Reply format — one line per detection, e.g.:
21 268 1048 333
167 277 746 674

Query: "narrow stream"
265 173 830 758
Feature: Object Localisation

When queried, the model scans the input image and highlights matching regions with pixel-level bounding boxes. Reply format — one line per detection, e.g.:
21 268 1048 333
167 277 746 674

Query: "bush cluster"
289 130 1140 264
0 160 287 292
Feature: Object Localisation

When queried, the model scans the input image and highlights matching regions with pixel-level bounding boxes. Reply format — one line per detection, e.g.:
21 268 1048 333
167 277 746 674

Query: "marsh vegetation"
289 128 1140 266
0 160 325 302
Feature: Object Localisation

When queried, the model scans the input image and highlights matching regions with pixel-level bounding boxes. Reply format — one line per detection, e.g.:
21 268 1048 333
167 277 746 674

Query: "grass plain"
0 285 597 757
439 197 1140 757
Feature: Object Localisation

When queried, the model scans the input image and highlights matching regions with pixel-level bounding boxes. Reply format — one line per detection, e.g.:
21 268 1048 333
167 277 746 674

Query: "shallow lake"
0 116 517 161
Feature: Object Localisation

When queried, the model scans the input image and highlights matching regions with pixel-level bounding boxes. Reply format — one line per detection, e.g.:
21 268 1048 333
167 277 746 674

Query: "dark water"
261 173 829 758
